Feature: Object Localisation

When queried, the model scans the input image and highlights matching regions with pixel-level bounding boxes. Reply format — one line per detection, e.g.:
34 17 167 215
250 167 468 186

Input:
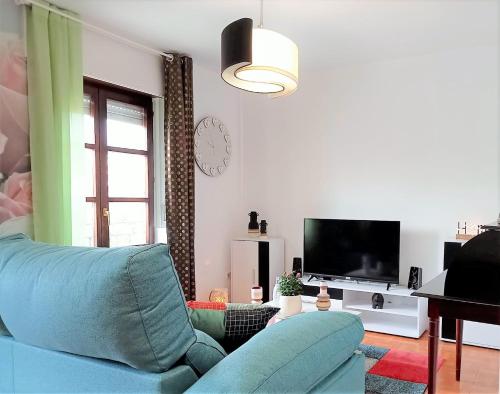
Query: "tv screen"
303 218 400 284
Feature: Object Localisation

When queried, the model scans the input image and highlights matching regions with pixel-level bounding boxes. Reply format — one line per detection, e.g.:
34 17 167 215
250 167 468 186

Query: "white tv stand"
303 277 428 338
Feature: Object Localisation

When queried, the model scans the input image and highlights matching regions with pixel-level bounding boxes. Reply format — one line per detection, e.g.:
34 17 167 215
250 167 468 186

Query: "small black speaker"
372 293 384 309
292 257 302 276
407 266 422 290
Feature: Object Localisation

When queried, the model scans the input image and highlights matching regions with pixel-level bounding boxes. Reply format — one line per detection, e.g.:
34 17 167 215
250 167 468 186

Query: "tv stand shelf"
303 277 428 338
344 303 418 317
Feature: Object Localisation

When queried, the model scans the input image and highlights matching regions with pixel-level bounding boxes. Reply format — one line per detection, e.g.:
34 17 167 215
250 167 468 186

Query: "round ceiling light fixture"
221 2 298 98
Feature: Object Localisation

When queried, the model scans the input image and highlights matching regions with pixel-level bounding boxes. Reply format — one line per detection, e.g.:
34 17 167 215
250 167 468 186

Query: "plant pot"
279 295 302 317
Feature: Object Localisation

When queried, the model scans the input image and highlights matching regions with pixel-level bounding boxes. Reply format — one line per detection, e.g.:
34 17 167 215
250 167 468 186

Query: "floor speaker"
407 267 422 290
293 257 302 276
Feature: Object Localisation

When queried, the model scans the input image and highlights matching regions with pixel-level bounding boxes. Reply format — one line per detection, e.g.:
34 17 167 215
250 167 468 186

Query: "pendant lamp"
221 2 298 97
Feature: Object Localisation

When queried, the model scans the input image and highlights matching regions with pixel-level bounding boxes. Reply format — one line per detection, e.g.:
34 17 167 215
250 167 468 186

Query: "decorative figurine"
316 281 331 311
259 220 268 236
248 211 259 237
456 220 477 241
372 293 384 309
251 286 263 304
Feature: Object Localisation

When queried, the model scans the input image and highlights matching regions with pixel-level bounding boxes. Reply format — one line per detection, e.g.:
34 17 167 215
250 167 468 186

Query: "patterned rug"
358 344 444 394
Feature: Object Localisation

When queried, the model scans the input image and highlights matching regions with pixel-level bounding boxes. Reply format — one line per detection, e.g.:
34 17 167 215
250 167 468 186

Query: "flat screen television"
303 218 400 284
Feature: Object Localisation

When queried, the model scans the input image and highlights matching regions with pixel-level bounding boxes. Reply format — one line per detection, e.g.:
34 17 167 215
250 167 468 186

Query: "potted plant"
278 273 303 317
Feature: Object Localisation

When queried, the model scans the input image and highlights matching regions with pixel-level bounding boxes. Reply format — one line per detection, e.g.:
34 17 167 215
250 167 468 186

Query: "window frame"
84 79 155 247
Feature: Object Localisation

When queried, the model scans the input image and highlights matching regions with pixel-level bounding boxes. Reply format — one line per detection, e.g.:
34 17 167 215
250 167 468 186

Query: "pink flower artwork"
0 37 27 95
0 172 32 222
0 33 31 227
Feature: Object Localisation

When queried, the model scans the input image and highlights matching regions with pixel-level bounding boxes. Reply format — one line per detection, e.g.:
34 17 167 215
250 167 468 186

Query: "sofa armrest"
186 311 364 393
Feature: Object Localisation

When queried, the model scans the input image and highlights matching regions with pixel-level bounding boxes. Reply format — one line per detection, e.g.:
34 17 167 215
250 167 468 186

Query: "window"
83 80 154 247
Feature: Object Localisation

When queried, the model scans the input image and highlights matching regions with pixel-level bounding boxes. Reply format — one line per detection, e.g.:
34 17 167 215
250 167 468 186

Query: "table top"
412 271 499 308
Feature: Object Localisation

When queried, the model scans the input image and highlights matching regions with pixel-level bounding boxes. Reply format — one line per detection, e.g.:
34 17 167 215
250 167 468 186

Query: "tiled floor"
363 331 499 394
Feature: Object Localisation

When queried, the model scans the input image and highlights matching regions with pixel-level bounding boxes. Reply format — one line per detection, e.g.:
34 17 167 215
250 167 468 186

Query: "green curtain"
26 4 83 245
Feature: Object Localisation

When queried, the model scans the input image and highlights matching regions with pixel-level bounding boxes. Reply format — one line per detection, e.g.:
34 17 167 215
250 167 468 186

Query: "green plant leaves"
278 273 303 296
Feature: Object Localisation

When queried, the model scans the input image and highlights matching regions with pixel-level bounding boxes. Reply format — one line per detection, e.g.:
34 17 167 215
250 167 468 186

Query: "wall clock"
194 117 231 177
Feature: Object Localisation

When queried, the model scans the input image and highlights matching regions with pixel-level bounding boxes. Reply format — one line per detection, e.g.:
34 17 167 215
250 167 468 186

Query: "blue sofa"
0 234 365 393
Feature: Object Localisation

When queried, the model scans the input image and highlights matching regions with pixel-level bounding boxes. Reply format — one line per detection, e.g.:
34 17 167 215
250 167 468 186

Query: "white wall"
193 64 245 300
241 45 499 284
82 28 163 97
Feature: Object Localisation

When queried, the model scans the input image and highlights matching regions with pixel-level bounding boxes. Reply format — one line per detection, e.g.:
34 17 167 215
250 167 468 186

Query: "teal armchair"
0 234 365 393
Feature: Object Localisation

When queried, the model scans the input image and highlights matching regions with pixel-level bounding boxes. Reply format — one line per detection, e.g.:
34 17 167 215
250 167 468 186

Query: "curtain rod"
15 0 174 62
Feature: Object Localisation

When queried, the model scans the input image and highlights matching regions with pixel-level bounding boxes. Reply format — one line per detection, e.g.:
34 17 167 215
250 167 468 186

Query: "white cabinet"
462 321 500 349
230 241 259 303
230 237 284 303
441 320 500 350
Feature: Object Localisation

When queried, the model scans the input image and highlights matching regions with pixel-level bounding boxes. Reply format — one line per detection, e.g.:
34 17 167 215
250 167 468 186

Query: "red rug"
368 349 445 384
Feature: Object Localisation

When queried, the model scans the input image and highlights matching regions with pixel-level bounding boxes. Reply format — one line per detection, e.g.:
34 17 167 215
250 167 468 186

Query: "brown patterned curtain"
164 55 196 300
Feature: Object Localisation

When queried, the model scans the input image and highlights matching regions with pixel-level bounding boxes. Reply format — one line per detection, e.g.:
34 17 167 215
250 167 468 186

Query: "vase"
251 286 263 305
248 211 260 237
279 295 302 317
316 281 331 311
259 220 268 236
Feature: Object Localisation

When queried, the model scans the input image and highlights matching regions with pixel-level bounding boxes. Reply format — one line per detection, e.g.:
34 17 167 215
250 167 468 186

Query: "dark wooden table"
412 271 500 394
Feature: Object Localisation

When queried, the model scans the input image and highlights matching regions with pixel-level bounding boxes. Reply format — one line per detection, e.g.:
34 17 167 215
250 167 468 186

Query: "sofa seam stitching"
190 339 227 358
165 247 197 338
184 354 202 377
250 316 362 393
303 351 363 392
126 244 164 370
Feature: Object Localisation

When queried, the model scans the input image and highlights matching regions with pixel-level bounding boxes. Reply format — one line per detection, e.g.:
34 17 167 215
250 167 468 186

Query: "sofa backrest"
0 233 196 373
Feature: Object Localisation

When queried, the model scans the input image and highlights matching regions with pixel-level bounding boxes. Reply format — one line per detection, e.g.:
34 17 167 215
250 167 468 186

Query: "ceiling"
52 0 498 71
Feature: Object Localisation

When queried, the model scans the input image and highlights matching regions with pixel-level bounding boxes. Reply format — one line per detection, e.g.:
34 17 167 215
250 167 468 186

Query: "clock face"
194 117 231 177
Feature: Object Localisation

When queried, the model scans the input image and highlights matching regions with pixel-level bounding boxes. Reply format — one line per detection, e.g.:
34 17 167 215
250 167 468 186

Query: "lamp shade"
221 18 298 97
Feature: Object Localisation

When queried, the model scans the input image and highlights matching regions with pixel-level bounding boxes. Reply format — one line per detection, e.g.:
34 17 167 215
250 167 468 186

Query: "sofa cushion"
188 308 226 341
0 336 198 394
184 329 226 376
186 312 364 393
0 233 196 372
187 303 280 351
223 304 280 352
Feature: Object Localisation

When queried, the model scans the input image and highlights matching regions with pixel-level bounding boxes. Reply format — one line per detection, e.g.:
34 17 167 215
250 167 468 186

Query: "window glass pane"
83 94 95 144
84 148 96 197
84 202 97 246
108 151 148 198
109 202 148 247
106 99 147 150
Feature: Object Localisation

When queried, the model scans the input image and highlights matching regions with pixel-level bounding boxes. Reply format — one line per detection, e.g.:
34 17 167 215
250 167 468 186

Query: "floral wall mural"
0 1 32 236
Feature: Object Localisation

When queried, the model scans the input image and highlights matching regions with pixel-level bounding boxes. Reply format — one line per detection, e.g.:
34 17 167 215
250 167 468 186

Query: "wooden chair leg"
456 319 463 381
428 315 440 394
